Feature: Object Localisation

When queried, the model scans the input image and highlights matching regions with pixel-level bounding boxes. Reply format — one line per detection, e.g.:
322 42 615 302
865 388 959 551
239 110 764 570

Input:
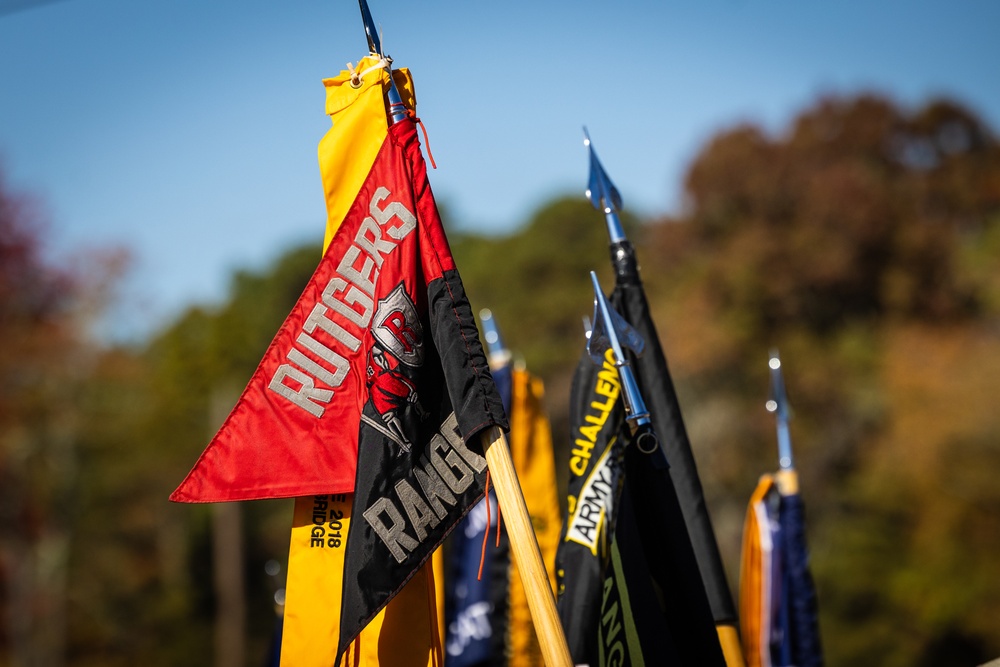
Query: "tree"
644 93 1000 666
64 243 320 664
0 166 123 666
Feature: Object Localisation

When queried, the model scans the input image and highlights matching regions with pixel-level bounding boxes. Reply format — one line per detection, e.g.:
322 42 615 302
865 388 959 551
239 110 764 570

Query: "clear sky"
2 0 998 341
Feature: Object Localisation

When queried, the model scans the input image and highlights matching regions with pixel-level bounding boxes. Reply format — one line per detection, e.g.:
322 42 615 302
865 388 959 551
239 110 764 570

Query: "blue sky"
1 0 998 341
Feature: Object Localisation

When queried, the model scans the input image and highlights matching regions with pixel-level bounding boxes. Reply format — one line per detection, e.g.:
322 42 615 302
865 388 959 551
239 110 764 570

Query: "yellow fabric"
433 548 445 660
281 59 437 667
280 494 442 666
739 475 776 667
318 56 416 253
717 623 748 667
505 369 562 666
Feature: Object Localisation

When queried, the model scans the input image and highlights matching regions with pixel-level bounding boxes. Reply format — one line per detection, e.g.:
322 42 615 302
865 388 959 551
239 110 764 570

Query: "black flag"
556 265 727 666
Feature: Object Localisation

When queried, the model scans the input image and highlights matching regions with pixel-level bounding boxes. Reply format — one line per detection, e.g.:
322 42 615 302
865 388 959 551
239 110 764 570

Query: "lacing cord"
407 107 438 169
346 57 390 88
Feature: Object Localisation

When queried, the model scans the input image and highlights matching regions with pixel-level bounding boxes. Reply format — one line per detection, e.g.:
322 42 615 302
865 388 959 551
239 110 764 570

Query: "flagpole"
477 308 568 664
357 0 408 124
588 271 655 447
481 427 573 667
767 350 799 496
764 351 823 666
353 3 570 663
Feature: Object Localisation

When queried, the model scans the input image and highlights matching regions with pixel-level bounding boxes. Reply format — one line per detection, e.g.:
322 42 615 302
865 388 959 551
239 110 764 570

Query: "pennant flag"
444 312 561 667
556 278 727 666
739 473 821 667
170 47 507 663
740 355 822 667
168 57 420 502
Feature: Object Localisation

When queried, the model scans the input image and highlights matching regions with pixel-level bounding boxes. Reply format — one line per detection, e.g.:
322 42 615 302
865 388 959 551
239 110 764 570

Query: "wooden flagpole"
481 426 572 667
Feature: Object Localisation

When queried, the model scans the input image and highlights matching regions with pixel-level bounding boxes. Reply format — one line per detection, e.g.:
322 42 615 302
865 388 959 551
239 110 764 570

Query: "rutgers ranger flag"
170 49 507 661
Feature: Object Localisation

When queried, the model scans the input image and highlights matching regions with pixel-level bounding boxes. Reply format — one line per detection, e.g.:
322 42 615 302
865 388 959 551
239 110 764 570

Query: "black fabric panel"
610 239 738 625
620 437 726 666
428 268 509 446
337 270 506 660
556 289 725 665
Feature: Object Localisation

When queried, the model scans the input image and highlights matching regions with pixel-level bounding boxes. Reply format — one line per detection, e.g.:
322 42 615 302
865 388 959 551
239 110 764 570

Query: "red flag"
171 55 507 663
169 159 433 500
170 58 505 506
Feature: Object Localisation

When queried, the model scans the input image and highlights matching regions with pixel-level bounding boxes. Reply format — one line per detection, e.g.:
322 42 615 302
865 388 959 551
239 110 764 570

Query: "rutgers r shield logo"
373 283 424 368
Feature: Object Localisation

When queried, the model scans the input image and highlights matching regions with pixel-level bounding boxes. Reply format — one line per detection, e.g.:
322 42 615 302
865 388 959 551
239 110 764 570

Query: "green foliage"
63 242 318 664
451 196 640 376
0 167 113 665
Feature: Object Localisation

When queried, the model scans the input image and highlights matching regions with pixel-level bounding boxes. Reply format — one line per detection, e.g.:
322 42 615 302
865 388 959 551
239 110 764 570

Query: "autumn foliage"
1 92 998 666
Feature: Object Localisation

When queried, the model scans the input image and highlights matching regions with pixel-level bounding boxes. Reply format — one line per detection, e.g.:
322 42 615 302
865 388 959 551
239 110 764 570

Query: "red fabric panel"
171 120 455 502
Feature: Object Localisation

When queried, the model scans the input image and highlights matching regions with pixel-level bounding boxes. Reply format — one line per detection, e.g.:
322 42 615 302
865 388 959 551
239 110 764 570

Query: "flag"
280 493 445 666
555 275 727 665
170 54 507 662
444 362 511 667
580 133 745 664
444 357 561 666
505 367 562 665
739 476 778 667
739 475 822 667
611 241 743 656
740 352 821 667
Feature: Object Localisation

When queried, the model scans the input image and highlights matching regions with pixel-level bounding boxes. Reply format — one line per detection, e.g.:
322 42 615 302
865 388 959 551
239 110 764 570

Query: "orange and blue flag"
740 353 822 667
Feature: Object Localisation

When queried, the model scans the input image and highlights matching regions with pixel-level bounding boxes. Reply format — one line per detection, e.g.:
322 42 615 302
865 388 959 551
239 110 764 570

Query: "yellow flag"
317 55 415 252
506 368 562 665
739 475 777 667
280 494 443 666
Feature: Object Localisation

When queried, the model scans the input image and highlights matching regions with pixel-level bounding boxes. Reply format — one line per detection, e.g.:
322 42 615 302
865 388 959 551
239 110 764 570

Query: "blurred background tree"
1 91 997 666
0 167 126 665
641 93 1000 666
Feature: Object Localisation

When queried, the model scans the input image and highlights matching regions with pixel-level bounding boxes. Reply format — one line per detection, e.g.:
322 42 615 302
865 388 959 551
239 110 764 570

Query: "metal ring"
636 431 658 455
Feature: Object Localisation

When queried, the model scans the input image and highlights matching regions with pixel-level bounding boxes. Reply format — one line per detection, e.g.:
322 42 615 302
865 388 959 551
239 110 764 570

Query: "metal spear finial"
587 272 659 454
479 308 512 369
766 349 795 470
357 0 408 125
583 128 626 244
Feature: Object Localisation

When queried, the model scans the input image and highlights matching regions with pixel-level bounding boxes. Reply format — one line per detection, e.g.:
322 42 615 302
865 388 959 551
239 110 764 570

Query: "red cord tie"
476 472 503 581
406 108 437 170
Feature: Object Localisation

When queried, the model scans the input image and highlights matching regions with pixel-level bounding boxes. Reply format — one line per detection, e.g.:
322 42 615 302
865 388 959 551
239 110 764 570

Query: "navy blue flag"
776 483 822 667
444 364 512 667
